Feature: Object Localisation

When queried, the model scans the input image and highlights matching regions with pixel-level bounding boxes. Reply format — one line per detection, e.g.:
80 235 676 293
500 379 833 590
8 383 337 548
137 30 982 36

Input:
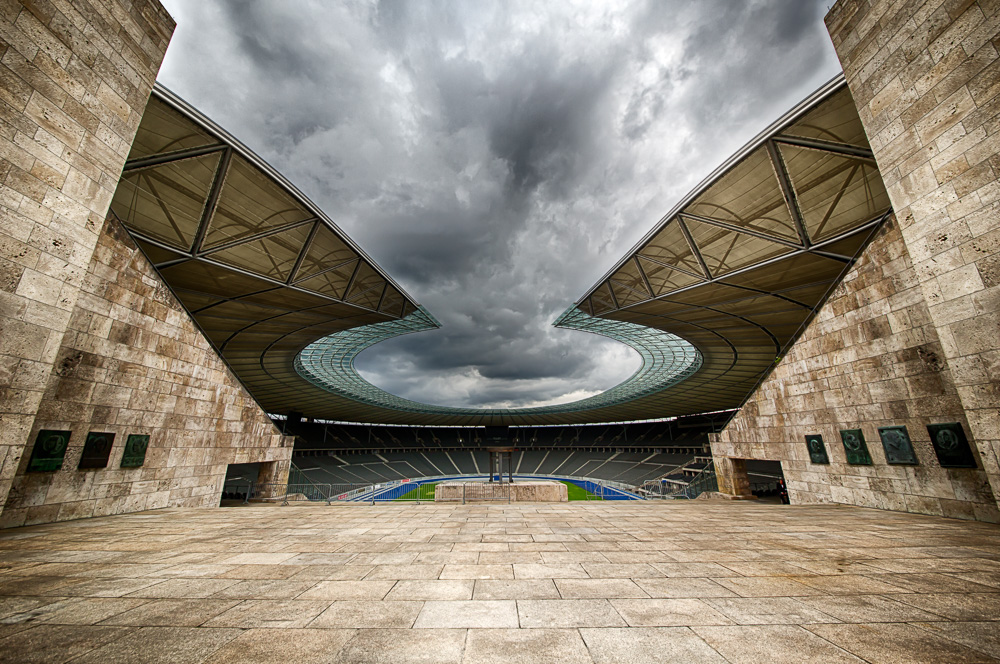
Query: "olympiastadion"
1 0 999 661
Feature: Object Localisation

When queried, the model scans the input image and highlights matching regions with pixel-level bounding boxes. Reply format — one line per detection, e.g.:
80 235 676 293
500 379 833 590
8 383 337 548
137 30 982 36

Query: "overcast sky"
156 0 843 410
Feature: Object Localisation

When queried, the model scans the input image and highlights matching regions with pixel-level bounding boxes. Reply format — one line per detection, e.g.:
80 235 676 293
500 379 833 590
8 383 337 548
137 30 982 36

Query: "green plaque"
839 429 872 465
26 429 71 472
927 423 975 468
78 431 115 469
878 426 918 465
805 434 829 464
120 434 150 468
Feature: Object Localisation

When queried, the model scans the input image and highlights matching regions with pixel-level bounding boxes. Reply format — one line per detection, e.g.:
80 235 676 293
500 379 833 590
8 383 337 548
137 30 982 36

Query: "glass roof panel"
294 225 359 281
781 144 890 242
780 87 869 147
296 259 359 299
204 155 314 249
127 98 219 160
111 153 219 250
683 217 793 277
638 220 703 276
684 148 799 241
209 222 313 281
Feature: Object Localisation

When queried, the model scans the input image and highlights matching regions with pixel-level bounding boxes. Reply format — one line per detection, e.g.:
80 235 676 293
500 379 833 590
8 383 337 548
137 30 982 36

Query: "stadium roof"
110 75 889 426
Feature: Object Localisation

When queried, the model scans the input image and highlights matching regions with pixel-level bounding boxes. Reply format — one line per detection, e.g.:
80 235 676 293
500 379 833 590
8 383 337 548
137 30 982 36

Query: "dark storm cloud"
157 0 842 410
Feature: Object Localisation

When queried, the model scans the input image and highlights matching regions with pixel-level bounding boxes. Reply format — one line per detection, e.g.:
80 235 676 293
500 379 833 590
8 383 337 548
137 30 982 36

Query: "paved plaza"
0 501 998 662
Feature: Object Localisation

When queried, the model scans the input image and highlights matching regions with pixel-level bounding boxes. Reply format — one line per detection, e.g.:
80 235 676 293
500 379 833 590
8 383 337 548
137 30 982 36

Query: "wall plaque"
927 422 976 468
805 434 829 464
878 426 918 465
26 430 71 472
79 431 115 469
839 429 872 465
120 434 150 468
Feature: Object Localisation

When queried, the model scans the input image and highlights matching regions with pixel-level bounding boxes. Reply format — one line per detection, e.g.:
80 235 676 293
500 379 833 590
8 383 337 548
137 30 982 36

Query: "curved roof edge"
293 306 702 417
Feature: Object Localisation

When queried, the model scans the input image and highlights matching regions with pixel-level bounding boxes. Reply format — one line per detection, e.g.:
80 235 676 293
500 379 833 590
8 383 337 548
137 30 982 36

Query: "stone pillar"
0 1 174 508
715 457 753 499
256 459 291 499
826 0 1000 508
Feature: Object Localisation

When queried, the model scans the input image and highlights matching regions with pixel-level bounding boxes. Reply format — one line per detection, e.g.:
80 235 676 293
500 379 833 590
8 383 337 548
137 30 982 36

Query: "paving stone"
295 580 395 601
463 628 591 663
202 600 332 628
703 597 842 625
581 626 728 663
693 625 864 663
334 628 468 664
516 599 627 628
413 600 518 628
440 564 514 579
72 626 242 664
554 578 649 599
203 628 356 664
309 600 424 628
611 598 734 626
98 599 240 627
806 622 998 664
385 579 474 600
634 577 738 598
473 579 560 600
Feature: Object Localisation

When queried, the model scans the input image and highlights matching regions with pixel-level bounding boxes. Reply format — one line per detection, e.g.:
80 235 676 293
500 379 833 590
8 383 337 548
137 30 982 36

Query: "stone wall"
0 0 173 508
0 214 293 527
712 215 999 522
826 0 1000 507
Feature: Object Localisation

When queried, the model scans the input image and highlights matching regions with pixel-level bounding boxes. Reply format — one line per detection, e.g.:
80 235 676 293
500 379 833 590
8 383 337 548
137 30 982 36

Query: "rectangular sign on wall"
927 423 976 468
121 434 150 468
79 432 116 469
878 426 918 465
839 429 873 465
26 430 72 472
805 434 829 464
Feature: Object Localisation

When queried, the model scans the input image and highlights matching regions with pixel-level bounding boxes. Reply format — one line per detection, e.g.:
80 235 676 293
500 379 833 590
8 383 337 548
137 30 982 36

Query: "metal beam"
765 139 811 248
678 212 803 249
676 218 713 279
198 217 317 257
123 144 226 172
190 147 233 254
772 135 876 163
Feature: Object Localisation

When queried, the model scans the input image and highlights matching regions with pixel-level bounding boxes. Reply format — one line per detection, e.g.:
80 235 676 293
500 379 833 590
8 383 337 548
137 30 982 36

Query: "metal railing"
641 460 718 500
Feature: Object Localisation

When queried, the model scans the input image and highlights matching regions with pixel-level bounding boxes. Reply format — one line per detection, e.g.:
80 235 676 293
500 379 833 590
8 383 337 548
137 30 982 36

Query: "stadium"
0 0 998 661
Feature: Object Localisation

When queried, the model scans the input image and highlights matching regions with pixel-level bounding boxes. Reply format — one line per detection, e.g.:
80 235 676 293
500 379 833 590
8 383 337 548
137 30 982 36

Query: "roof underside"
112 76 889 426
575 75 891 418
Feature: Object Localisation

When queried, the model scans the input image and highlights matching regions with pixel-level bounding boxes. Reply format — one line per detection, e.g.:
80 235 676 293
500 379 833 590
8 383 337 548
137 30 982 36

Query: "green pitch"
394 482 438 501
562 481 601 501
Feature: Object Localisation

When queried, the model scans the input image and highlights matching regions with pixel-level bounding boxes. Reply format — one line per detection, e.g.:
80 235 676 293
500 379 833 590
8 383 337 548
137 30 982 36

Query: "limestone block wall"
0 0 173 508
713 216 999 522
825 0 1000 509
0 214 293 527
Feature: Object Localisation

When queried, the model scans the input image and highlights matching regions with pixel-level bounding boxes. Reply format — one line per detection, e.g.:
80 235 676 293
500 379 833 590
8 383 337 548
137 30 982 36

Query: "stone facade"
0 1 293 527
714 0 1000 522
829 0 1000 503
0 213 293 527
713 215 998 521
0 0 173 507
